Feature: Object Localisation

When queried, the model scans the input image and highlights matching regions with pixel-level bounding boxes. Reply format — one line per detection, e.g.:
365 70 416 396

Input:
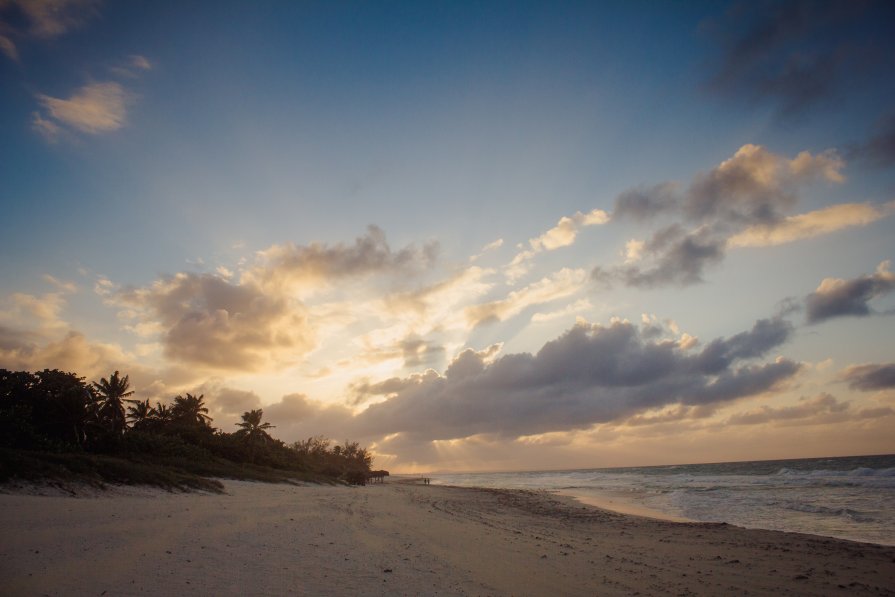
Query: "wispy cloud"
530 298 593 323
469 238 503 262
30 111 61 141
0 34 17 60
728 202 894 248
14 0 99 38
507 208 608 281
129 54 152 71
466 268 587 327
36 81 127 134
0 0 100 61
110 54 153 78
724 393 890 426
839 362 895 391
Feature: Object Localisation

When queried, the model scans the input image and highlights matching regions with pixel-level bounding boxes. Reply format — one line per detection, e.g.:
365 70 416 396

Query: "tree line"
0 368 376 486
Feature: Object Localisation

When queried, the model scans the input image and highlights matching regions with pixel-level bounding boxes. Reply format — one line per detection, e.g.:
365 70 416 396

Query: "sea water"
429 454 895 546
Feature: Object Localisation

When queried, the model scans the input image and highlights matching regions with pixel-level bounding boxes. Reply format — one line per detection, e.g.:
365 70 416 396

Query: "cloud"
1 0 99 38
664 144 845 228
600 145 849 288
351 369 442 404
723 393 884 426
0 282 165 391
110 54 154 78
805 261 895 324
246 225 438 296
0 329 144 381
0 290 70 334
0 0 99 60
107 226 449 375
470 238 504 262
350 333 447 370
703 1 893 119
350 316 798 442
694 317 793 374
685 144 844 225
848 113 895 168
839 362 895 391
622 239 645 263
30 111 61 141
130 54 151 70
197 384 263 429
465 268 587 327
36 82 127 134
262 393 357 442
0 0 101 63
0 33 16 60
115 272 315 372
383 265 493 323
529 209 609 252
530 299 593 323
612 182 680 221
506 208 608 281
600 227 726 288
42 274 77 294
728 201 894 247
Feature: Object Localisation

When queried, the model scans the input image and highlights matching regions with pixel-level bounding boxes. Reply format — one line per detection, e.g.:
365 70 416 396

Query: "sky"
1 0 894 473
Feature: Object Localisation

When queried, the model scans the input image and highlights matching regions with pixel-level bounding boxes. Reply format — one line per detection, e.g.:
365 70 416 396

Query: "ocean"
429 454 895 546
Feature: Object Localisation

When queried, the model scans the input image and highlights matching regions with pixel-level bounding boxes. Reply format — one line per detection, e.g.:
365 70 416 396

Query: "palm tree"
234 409 275 463
171 393 212 428
92 371 134 435
151 402 172 423
126 399 153 430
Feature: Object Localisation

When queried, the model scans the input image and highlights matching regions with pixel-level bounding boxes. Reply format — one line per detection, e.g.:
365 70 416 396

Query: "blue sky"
1 0 894 472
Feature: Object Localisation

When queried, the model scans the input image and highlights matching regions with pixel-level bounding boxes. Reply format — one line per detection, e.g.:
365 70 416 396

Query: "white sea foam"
431 455 895 545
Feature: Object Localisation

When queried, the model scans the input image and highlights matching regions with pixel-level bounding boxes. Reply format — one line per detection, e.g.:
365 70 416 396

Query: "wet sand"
1 479 893 595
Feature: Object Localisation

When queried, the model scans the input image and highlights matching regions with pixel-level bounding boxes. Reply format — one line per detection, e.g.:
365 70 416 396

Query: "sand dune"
1 479 893 596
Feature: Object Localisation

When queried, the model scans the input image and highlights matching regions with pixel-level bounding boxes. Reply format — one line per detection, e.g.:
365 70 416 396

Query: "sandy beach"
1 479 893 596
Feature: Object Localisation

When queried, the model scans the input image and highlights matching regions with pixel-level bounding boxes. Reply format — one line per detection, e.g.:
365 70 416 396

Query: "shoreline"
555 489 692 523
2 479 893 595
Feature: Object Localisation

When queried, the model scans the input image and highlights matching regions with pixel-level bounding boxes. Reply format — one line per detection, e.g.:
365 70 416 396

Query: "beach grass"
0 447 336 493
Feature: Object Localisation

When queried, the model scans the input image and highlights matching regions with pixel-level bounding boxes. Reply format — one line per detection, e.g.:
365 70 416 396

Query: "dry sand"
1 478 893 596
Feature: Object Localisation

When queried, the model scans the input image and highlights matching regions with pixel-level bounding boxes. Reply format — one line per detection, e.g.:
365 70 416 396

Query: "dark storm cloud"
804 262 895 324
840 362 895 391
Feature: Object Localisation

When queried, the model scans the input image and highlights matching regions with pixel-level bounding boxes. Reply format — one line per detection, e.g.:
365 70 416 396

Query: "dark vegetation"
0 369 377 492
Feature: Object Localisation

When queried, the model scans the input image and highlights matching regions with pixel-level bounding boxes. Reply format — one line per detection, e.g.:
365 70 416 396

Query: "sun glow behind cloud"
2 1 894 472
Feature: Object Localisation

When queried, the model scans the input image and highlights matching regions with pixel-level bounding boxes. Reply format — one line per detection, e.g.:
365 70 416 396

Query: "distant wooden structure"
366 470 390 484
